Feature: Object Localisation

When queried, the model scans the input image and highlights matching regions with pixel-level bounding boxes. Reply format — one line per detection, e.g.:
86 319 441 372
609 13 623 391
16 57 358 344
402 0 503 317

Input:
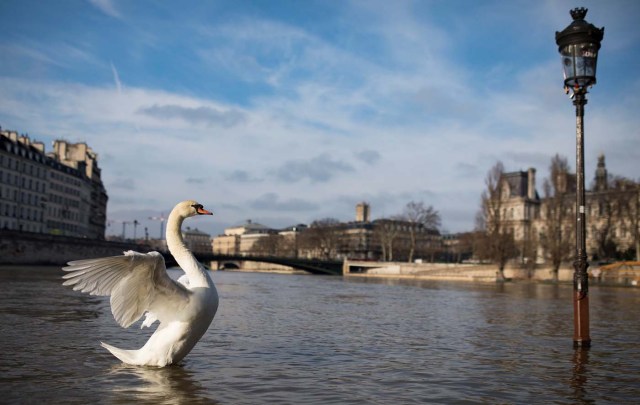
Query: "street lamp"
555 7 604 349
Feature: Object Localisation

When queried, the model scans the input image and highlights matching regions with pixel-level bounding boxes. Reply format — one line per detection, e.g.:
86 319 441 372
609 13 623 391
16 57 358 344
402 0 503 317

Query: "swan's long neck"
165 210 209 287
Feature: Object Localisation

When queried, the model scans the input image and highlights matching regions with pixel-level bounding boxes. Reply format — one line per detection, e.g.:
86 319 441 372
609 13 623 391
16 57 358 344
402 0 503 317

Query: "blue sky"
1 0 639 238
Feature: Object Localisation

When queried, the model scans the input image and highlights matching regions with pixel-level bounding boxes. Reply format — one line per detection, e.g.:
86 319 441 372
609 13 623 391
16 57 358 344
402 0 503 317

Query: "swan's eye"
191 204 203 211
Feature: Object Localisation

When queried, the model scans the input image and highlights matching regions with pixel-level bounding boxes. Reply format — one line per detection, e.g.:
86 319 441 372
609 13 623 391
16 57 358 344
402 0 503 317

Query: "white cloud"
1 1 639 238
137 104 246 128
88 0 122 19
110 61 122 94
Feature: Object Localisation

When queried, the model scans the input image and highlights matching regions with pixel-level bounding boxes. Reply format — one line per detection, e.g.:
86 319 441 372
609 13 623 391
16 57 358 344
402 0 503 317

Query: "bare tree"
299 218 342 259
250 233 281 256
277 234 298 258
626 180 640 260
372 219 400 261
401 201 441 262
540 154 574 282
608 177 640 260
591 191 616 261
454 232 475 263
475 161 518 281
520 225 539 278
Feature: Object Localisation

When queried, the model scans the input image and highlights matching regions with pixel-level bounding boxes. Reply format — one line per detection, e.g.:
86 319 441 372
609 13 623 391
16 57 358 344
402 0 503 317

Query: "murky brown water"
0 267 638 404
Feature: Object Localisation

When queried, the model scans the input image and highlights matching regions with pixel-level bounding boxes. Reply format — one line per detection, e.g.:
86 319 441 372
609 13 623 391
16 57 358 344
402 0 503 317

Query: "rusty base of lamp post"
573 295 591 348
573 258 591 348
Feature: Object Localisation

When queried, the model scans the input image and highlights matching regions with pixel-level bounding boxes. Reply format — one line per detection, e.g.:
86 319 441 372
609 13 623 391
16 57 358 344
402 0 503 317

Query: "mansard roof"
183 227 211 237
502 171 529 198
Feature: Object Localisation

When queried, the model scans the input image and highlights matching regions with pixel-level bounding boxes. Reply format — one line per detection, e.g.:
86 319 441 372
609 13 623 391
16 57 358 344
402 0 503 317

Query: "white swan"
62 200 219 367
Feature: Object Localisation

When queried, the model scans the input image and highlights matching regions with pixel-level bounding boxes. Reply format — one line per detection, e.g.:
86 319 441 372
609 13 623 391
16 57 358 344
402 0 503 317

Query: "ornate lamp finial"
570 7 588 21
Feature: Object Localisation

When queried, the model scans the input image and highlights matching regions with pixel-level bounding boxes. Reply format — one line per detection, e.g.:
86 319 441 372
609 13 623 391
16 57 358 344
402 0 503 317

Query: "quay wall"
344 260 577 282
0 230 151 266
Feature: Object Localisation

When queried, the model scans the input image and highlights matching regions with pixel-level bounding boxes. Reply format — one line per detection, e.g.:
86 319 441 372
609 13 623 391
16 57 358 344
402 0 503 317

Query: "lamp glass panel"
561 43 598 88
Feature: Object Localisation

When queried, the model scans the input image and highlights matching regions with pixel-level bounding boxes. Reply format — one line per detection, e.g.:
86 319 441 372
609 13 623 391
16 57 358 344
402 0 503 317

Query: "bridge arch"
195 253 343 275
219 261 240 270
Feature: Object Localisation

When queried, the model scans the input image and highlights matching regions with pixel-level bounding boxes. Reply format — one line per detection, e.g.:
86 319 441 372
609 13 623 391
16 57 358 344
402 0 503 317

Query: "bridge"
163 253 343 276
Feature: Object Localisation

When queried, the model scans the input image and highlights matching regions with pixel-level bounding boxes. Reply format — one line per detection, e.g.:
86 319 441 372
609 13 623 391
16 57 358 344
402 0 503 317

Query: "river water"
0 267 638 404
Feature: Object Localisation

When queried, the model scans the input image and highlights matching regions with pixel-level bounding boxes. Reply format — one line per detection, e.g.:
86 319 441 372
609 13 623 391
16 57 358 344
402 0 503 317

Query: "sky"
1 0 639 239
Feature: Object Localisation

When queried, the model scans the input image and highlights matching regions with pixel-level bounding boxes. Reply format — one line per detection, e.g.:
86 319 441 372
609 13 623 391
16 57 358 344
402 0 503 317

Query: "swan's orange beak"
197 207 213 215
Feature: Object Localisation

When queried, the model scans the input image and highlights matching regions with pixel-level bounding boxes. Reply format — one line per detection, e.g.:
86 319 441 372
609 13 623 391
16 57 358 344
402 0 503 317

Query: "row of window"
50 170 83 188
48 192 81 208
0 154 47 179
2 150 87 192
49 181 81 197
0 202 44 222
47 206 84 223
0 187 44 207
46 220 85 234
0 170 47 193
537 225 633 241
0 206 87 234
506 201 631 221
1 221 45 233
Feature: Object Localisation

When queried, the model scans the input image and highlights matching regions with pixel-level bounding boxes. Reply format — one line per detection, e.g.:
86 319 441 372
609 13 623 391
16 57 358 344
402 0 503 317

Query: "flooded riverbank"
1 267 638 404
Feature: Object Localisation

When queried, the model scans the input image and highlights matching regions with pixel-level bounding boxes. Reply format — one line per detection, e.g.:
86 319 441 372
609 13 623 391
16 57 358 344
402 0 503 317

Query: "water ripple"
0 268 638 404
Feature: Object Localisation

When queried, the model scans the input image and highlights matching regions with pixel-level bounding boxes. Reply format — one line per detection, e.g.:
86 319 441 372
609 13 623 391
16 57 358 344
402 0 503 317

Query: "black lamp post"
555 7 604 348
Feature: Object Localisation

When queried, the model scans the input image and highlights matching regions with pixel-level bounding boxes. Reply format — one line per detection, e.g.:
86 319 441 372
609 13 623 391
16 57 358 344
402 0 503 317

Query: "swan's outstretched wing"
141 272 191 329
62 250 190 328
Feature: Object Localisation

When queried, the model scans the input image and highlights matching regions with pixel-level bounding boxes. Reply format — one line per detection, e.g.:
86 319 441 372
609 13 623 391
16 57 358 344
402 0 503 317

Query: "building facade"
0 128 108 239
498 155 639 264
211 219 274 255
182 227 213 255
211 205 443 262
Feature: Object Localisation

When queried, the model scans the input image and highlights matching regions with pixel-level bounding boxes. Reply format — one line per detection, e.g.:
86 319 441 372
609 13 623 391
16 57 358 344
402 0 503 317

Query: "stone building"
583 155 638 259
48 140 108 238
494 167 541 264
211 204 442 263
498 155 639 264
182 227 213 255
0 128 108 239
211 219 274 254
297 203 441 262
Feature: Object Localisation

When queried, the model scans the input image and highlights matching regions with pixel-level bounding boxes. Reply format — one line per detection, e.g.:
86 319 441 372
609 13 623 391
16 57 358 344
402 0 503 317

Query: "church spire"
594 154 608 191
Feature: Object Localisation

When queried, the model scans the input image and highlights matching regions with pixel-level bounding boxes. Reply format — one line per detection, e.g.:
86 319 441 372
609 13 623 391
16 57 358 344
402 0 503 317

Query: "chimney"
527 168 536 200
32 142 45 153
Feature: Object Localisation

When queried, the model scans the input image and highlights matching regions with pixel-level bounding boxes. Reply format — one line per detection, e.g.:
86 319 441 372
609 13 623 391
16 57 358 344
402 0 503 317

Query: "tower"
594 154 608 192
356 202 370 223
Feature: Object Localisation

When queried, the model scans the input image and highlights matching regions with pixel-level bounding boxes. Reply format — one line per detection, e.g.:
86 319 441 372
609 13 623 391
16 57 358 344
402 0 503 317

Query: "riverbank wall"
344 260 640 287
343 260 618 284
0 230 151 266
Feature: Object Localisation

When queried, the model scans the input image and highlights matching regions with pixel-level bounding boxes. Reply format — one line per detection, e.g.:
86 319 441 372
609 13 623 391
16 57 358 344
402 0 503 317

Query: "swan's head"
176 200 213 218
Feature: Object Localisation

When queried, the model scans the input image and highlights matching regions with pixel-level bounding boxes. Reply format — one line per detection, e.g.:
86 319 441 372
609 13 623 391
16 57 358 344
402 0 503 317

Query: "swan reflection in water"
106 363 218 404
